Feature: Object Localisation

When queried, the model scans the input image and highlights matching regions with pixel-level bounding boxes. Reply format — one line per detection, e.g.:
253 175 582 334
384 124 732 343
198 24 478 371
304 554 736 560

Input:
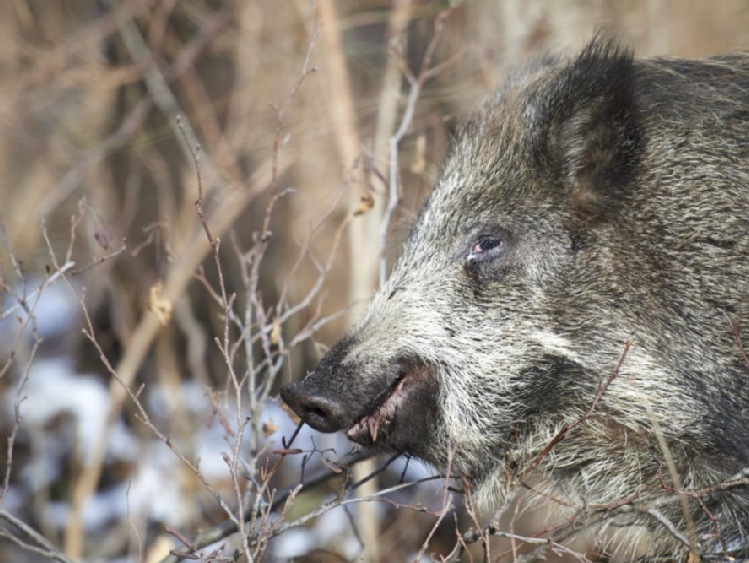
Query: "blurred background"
0 1 748 561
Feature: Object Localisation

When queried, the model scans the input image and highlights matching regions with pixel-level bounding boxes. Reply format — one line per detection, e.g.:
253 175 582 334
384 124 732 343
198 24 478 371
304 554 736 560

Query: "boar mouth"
346 361 436 446
280 349 440 457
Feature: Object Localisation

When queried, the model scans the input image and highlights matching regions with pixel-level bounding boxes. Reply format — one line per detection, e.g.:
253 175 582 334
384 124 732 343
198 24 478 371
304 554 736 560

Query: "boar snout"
280 336 359 433
279 379 349 433
281 333 440 450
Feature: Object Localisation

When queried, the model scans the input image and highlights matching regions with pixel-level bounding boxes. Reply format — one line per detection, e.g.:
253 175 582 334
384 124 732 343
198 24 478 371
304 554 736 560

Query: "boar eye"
468 237 504 261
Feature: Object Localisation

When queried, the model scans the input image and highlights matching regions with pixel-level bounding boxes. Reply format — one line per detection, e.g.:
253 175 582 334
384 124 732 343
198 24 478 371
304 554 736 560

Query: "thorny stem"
0 224 57 503
415 444 456 560
174 18 321 558
177 116 255 557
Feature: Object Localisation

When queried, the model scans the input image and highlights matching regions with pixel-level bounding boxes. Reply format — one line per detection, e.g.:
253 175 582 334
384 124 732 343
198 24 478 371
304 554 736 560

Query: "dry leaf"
270 318 281 345
411 134 426 174
321 456 343 473
353 192 375 216
148 282 172 326
262 420 280 437
273 447 303 455
281 401 301 424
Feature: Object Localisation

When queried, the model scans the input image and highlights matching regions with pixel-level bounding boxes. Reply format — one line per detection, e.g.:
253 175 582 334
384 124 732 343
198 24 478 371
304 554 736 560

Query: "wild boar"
281 38 749 559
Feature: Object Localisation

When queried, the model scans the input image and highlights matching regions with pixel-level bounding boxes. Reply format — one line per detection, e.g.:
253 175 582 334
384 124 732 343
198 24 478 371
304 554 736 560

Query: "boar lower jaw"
346 363 434 446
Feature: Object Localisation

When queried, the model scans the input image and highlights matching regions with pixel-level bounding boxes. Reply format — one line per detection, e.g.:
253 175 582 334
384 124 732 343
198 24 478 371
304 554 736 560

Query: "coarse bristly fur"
281 37 749 560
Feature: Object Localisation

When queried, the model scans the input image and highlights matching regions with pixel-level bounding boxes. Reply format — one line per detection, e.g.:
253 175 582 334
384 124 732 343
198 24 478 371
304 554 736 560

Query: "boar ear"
531 37 642 217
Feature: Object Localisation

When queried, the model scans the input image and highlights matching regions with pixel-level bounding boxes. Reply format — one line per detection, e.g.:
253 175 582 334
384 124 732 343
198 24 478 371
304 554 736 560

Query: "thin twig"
0 510 79 563
111 0 234 190
520 340 632 481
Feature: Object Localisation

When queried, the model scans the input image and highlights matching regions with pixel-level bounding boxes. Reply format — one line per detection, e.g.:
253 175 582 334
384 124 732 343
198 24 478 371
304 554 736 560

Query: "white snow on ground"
271 505 362 560
45 485 128 530
5 348 441 559
123 446 189 526
11 358 139 467
270 528 316 559
0 277 81 343
7 359 362 536
146 379 211 417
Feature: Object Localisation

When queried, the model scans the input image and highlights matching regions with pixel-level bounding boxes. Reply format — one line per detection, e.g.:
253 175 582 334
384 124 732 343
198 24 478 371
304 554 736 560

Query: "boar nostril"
279 383 347 433
299 396 346 432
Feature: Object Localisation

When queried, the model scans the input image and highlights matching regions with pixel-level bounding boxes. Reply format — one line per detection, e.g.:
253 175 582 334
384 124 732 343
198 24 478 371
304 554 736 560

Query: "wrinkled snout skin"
281 39 749 559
